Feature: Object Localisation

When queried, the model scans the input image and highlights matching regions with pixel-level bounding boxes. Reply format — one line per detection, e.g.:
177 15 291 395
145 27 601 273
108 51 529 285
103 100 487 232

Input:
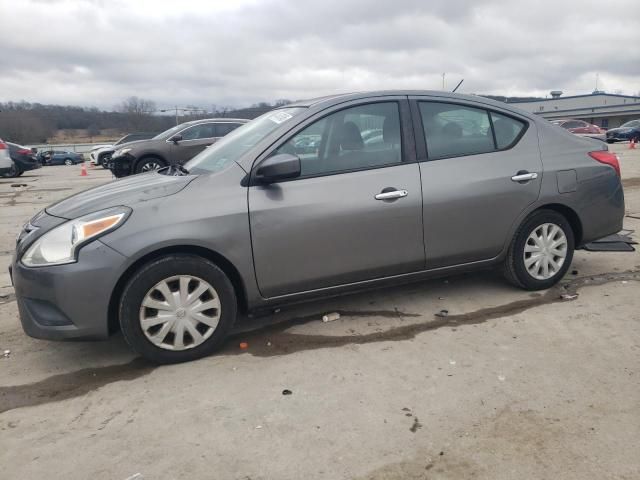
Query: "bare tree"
117 96 157 130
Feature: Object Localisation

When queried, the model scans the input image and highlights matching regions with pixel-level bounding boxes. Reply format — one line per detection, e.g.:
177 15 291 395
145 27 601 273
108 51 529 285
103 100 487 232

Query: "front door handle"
511 171 538 182
375 189 408 200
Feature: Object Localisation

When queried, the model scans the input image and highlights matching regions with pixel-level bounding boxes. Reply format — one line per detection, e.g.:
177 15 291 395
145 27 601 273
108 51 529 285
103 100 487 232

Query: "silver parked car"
11 91 624 363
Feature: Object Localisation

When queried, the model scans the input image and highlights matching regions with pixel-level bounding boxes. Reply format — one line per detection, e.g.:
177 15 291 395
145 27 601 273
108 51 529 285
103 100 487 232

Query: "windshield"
153 124 184 140
185 107 306 173
621 120 640 128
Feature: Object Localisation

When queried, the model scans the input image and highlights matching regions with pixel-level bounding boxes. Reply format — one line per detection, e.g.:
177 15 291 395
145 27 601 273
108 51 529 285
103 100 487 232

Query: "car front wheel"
503 209 575 290
135 158 165 174
119 254 237 364
64 158 73 166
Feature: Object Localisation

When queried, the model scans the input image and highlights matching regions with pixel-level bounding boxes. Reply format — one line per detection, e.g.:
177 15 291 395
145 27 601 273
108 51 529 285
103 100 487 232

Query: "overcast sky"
0 0 638 110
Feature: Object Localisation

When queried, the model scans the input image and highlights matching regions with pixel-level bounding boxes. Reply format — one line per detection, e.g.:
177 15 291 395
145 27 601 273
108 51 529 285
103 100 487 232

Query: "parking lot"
1 145 639 479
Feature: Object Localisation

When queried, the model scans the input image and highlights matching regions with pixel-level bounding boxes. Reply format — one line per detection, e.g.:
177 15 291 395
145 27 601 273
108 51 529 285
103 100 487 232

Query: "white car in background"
0 138 13 175
89 132 159 168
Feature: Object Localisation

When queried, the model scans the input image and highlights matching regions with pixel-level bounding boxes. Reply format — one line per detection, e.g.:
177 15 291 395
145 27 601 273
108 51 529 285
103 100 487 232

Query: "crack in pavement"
1 269 638 415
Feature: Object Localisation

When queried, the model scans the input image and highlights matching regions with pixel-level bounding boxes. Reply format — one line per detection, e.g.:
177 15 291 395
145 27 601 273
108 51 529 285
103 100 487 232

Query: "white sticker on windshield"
268 111 293 124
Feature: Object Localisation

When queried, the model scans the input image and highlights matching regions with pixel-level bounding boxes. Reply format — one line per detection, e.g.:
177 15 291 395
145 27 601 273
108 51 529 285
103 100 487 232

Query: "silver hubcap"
139 275 221 351
524 223 568 280
65 159 72 165
141 161 160 172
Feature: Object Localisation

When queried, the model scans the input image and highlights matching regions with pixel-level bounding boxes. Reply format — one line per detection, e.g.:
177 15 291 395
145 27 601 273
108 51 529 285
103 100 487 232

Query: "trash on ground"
449 360 456 365
435 309 449 318
239 342 248 350
498 375 506 382
3 349 10 358
11 183 28 188
282 389 292 395
266 341 272 347
560 293 578 301
124 474 143 480
322 312 340 322
571 270 579 275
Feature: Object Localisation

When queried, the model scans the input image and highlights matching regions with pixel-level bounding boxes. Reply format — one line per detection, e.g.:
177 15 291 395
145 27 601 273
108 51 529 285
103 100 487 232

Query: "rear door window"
419 101 527 159
419 102 494 159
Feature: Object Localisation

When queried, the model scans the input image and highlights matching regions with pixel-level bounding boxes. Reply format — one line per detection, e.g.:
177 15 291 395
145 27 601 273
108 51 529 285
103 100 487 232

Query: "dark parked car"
109 118 248 177
90 132 159 168
44 151 85 166
606 119 640 143
2 143 42 177
11 91 624 364
551 119 604 135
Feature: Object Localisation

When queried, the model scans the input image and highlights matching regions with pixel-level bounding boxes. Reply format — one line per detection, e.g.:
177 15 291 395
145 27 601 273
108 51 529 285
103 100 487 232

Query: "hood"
46 171 197 219
112 138 153 153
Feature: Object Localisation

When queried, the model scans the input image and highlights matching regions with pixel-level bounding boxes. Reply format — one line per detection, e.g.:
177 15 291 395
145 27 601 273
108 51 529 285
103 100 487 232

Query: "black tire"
100 154 112 169
1 163 21 178
503 209 575 290
135 157 165 174
119 254 237 364
606 139 614 144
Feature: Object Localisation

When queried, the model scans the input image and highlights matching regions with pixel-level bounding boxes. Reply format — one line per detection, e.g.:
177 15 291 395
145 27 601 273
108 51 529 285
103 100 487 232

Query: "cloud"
0 0 638 109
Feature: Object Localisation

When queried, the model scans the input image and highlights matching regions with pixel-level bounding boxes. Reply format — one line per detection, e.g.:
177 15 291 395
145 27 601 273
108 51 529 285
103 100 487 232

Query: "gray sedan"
11 91 624 363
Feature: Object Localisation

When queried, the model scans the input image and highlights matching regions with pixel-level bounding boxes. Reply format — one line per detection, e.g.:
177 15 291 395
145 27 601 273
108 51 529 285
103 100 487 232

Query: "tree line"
0 96 283 144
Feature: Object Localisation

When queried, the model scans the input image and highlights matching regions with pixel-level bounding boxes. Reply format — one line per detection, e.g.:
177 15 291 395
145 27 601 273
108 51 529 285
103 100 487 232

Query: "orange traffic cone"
80 161 88 176
629 138 637 149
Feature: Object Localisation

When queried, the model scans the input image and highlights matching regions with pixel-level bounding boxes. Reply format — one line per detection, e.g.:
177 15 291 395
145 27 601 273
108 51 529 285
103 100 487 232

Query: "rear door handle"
375 189 408 200
511 172 538 182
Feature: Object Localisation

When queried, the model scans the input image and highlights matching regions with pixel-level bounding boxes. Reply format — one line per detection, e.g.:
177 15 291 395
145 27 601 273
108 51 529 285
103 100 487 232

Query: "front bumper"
11 240 128 340
109 154 135 178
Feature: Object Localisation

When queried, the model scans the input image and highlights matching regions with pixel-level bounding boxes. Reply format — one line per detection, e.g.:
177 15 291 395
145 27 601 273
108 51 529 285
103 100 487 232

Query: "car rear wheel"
1 163 21 178
503 209 575 290
119 254 237 364
135 157 165 174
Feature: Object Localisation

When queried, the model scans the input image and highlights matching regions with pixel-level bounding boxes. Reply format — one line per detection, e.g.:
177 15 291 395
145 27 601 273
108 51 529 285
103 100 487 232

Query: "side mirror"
254 153 301 184
169 134 183 144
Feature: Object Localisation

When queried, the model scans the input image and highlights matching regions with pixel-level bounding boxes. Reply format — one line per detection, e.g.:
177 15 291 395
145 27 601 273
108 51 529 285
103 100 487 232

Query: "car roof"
179 117 249 127
283 90 538 119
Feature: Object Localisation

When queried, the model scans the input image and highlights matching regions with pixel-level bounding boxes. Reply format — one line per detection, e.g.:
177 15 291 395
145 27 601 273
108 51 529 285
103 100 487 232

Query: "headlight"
22 206 131 267
116 148 132 156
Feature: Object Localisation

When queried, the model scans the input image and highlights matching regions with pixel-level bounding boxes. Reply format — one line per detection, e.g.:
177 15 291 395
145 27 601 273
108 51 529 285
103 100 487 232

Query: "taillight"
17 148 31 155
0 139 7 150
589 151 620 177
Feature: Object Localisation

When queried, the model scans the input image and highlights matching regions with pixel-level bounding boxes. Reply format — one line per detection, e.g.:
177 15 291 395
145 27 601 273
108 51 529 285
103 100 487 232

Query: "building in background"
494 92 640 129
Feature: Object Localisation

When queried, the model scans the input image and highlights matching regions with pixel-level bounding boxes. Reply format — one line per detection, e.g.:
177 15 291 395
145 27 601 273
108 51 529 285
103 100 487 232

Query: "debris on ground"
3 349 10 358
409 417 422 433
435 309 449 318
282 389 292 395
498 375 506 381
571 270 579 275
10 183 28 188
560 293 579 301
266 341 272 347
239 342 248 350
124 474 143 480
322 312 340 322
449 360 456 365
